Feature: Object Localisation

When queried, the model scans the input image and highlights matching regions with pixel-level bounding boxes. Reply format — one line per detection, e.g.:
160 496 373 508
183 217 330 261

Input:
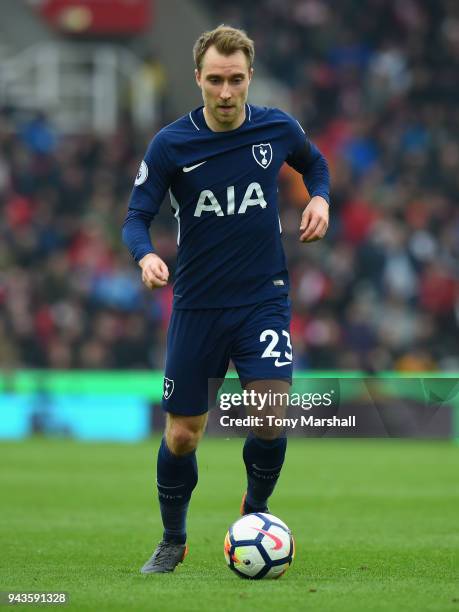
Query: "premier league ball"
224 512 294 579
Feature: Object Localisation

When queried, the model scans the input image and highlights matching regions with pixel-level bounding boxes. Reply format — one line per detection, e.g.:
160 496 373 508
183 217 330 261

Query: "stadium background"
0 3 458 611
0 0 457 440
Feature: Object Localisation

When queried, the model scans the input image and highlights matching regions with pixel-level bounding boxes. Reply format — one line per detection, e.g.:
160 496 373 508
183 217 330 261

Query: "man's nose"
220 83 231 100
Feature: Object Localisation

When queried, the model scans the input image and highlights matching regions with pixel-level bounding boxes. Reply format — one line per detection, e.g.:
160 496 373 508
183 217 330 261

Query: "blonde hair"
193 24 255 71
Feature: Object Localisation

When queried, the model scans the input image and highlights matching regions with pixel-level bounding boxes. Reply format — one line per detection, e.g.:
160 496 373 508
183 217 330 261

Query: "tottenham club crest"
163 377 174 400
252 143 273 169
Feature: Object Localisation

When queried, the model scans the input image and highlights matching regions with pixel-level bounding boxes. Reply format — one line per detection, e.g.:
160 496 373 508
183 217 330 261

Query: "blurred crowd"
1 0 458 371
0 113 170 370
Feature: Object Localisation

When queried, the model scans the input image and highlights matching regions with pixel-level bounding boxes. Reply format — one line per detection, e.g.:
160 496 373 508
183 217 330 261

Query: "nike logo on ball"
253 527 283 550
183 161 207 172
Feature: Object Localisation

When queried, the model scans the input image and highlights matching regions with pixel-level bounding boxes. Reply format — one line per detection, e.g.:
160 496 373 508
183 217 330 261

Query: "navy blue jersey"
123 104 330 309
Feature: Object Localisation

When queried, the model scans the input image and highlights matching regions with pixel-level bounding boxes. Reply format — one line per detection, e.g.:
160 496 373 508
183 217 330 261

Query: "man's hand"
299 196 329 242
138 253 169 289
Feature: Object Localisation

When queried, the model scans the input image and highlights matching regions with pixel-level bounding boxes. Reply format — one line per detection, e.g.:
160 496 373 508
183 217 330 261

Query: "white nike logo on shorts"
183 161 207 172
274 359 291 367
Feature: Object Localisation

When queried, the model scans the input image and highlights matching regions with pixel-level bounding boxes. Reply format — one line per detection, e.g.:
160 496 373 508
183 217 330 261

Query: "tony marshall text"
220 415 356 428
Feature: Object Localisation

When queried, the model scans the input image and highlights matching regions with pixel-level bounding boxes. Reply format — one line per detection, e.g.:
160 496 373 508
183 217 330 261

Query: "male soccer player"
122 25 330 574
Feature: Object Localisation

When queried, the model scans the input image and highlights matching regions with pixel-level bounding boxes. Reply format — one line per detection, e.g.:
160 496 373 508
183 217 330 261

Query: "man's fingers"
142 267 168 289
300 196 329 241
143 264 165 281
138 253 169 290
158 262 169 281
300 215 320 241
300 217 328 242
143 275 167 289
299 209 311 232
142 271 164 284
149 261 169 282
145 278 167 289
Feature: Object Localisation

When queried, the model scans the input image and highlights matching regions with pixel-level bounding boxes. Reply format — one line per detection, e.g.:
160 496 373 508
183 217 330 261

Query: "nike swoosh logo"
183 161 207 172
274 359 291 367
253 527 283 550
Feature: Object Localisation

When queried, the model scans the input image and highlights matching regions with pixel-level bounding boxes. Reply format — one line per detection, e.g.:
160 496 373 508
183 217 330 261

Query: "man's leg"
141 412 207 574
141 305 230 573
242 379 289 514
157 412 208 543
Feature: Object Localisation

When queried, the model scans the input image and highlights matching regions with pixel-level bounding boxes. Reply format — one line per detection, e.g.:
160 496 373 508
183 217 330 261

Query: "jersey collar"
190 104 252 133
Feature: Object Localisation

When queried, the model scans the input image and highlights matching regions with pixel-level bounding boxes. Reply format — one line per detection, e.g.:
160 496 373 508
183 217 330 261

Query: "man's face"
195 46 253 131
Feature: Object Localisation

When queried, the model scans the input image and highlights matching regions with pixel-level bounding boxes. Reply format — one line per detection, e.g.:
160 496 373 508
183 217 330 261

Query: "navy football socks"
243 432 287 512
156 437 198 544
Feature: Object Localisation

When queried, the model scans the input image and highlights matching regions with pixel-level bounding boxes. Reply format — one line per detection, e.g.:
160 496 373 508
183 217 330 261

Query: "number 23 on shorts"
260 329 292 367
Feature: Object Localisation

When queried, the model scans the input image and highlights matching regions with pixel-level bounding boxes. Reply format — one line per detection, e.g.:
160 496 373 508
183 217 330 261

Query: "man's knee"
166 424 199 455
251 423 285 441
165 414 207 455
244 379 290 440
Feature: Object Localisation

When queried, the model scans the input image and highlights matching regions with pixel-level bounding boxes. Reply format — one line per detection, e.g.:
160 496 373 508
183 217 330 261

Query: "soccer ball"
224 512 294 579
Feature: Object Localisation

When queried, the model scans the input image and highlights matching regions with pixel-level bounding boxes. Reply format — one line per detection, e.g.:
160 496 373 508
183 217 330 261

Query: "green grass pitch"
1 437 458 611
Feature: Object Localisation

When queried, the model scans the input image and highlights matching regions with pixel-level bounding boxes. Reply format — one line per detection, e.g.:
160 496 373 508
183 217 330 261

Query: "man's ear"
195 69 201 88
248 67 254 84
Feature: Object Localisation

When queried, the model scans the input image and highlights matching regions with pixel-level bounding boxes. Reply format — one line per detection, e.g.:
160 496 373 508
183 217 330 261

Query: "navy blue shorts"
162 296 292 416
